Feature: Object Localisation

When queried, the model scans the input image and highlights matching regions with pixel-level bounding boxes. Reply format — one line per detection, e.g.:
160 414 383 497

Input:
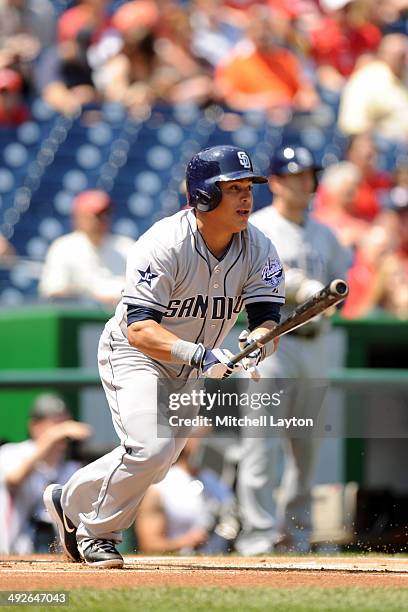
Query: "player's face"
269 169 314 209
212 178 254 233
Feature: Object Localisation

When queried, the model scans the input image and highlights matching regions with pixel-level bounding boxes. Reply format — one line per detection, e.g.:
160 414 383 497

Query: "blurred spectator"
136 437 236 554
39 190 133 307
0 393 91 554
189 0 248 67
94 0 213 117
388 161 408 210
57 0 116 79
91 3 157 118
152 2 214 106
214 3 319 113
313 161 369 248
0 68 30 125
392 195 408 266
0 0 55 50
353 204 408 319
34 38 98 116
380 256 408 319
33 1 111 116
34 36 99 116
338 33 408 140
0 0 55 91
346 132 393 221
370 0 408 35
309 0 381 92
0 231 16 259
342 222 400 318
56 0 110 47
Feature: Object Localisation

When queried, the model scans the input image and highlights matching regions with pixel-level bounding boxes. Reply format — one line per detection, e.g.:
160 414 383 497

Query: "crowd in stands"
1 0 408 318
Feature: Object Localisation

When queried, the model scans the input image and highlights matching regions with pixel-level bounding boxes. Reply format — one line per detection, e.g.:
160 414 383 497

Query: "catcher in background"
236 145 351 555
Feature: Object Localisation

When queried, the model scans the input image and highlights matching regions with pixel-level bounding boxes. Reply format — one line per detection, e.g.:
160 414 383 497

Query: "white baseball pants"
61 327 196 544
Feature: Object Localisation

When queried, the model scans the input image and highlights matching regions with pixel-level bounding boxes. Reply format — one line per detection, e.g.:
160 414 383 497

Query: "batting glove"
191 344 241 379
238 330 262 381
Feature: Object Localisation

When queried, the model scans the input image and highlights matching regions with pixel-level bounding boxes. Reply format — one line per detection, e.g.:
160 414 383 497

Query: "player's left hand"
238 330 262 381
195 346 242 379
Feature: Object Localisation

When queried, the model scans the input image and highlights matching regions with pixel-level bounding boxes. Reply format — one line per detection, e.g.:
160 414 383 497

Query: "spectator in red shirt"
0 68 30 126
309 0 381 91
342 220 399 318
346 132 393 221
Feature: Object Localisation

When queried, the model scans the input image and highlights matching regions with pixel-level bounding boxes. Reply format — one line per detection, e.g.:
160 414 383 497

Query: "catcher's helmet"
186 145 267 212
268 145 317 176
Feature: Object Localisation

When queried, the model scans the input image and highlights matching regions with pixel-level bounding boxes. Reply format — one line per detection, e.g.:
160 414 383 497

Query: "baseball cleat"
43 484 81 562
78 538 124 568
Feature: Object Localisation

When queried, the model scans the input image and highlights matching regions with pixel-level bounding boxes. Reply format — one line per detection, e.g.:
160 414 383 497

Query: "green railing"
0 367 407 389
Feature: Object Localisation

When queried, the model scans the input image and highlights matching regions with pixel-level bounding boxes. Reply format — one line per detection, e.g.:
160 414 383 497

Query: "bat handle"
230 331 277 365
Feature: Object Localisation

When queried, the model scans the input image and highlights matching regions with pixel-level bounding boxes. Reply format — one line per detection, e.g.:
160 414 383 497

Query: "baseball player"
43 145 285 568
236 145 352 555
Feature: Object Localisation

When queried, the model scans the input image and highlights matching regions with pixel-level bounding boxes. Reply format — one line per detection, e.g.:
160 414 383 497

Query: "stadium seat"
4 99 389 298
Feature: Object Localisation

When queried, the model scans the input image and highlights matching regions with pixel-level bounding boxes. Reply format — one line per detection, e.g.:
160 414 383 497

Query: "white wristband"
170 339 200 365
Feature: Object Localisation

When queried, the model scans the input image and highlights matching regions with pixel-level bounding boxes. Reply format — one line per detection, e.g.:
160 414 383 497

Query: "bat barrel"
330 279 349 298
230 278 349 365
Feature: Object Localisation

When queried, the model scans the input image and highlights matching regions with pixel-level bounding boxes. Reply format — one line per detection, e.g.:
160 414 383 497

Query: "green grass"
2 588 407 612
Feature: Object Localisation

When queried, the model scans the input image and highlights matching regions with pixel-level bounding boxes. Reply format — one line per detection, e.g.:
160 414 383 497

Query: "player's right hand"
192 344 241 379
238 329 262 381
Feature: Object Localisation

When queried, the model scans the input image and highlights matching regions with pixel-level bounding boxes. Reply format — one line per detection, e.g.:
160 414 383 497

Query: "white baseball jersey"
107 208 285 378
39 231 134 303
236 205 352 556
249 205 351 319
59 207 285 548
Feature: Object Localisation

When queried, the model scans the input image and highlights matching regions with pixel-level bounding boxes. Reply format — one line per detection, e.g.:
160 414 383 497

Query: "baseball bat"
230 278 349 365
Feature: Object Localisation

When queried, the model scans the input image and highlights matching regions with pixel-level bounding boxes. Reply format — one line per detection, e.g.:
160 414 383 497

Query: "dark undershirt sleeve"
127 305 163 326
245 301 281 331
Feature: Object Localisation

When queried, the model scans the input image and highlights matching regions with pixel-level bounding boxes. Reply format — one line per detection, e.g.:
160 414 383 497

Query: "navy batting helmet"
186 145 267 212
268 145 316 176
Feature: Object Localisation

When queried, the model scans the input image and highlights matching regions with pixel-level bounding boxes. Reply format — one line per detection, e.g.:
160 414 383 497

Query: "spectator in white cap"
39 190 134 307
0 394 92 554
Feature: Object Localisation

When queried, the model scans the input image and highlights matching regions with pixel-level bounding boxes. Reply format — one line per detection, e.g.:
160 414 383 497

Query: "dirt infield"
1 555 408 590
